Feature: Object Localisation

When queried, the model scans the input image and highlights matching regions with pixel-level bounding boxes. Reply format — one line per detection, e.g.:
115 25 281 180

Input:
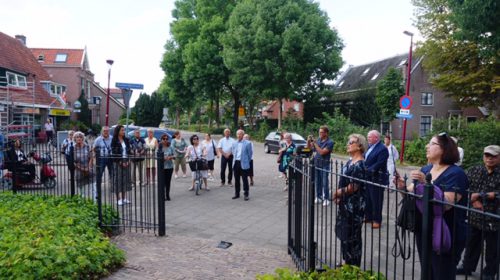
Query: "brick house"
261 99 304 120
0 32 65 136
30 45 125 126
333 54 486 140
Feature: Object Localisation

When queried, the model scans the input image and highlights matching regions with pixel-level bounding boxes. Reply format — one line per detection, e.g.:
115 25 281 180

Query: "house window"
293 103 300 112
55 53 67 63
466 116 477 123
87 81 91 98
38 54 45 62
421 92 433 106
362 67 370 76
420 116 432 136
371 73 379 80
337 80 344 87
6 71 27 88
398 59 407 67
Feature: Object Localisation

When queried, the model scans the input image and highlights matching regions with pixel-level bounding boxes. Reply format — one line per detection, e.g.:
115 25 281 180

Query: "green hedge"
0 193 125 279
257 266 386 280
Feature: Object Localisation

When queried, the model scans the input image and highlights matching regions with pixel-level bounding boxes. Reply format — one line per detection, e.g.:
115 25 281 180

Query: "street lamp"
400 31 413 163
105 59 114 126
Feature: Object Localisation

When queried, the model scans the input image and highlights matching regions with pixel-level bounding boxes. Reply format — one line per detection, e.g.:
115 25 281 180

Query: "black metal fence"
288 157 500 280
0 138 166 236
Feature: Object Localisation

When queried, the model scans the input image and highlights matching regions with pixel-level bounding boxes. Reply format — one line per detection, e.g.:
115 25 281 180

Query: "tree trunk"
187 108 191 127
208 99 213 129
215 93 220 128
175 106 180 128
228 87 240 130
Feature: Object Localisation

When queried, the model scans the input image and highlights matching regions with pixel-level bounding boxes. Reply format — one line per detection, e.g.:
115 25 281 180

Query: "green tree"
132 92 166 127
376 68 405 122
77 89 91 128
413 0 499 116
223 0 343 129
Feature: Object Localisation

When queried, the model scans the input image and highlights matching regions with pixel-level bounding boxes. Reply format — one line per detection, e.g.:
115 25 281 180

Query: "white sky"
1 0 420 106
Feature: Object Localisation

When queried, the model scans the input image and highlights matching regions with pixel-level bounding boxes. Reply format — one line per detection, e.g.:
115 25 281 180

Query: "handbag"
190 146 208 171
396 194 416 232
212 140 217 157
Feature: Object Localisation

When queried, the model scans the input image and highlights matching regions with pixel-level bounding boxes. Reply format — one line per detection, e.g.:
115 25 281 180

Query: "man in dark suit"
364 130 389 229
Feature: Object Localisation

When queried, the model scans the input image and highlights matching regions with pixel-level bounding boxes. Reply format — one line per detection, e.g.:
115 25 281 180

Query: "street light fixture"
400 31 414 163
105 59 114 126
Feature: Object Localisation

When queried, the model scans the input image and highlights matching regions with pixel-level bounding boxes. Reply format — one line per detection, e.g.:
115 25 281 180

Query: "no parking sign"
400 96 413 109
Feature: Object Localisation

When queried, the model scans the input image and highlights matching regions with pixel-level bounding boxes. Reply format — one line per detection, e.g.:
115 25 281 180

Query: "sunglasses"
162 138 168 141
438 132 448 137
347 140 358 145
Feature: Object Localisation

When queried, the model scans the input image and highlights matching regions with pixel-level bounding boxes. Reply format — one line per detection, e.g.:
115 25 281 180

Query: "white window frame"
421 92 434 106
362 67 370 76
420 115 433 136
6 71 27 88
293 103 300 112
55 53 67 63
371 73 379 80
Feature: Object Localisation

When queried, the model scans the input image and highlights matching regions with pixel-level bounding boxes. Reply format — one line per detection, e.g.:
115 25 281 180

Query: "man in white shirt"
218 128 235 187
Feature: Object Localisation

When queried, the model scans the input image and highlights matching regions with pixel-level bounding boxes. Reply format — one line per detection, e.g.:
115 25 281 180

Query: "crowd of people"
36 122 497 279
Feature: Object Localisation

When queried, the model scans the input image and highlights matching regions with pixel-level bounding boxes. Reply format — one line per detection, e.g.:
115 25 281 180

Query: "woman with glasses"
186 135 209 192
172 131 188 178
73 131 94 198
398 132 468 279
333 134 368 266
160 134 175 201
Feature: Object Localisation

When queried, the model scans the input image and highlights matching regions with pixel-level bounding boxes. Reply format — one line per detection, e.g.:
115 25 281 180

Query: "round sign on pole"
400 96 413 109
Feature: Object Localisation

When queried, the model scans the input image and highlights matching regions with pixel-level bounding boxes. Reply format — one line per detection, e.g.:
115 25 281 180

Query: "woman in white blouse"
201 133 218 180
186 135 209 191
144 128 158 185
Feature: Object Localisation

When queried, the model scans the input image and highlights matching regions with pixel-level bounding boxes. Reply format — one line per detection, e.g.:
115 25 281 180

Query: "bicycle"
194 168 202 195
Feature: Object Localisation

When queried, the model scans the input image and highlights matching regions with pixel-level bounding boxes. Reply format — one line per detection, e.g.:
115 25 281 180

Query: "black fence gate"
0 138 166 236
287 157 500 280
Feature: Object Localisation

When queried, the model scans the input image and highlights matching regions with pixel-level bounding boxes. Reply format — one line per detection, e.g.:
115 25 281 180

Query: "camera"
307 135 315 143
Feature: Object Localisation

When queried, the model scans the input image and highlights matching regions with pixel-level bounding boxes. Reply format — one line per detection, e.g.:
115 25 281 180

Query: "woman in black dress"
111 125 132 206
333 133 368 266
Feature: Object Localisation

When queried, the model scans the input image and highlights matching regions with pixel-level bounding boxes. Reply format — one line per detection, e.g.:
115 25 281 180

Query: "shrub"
0 193 125 279
257 265 386 280
319 111 369 154
60 120 89 132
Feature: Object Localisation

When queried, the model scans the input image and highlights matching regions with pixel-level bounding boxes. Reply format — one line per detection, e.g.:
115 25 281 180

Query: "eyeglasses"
161 138 168 141
193 138 199 140
429 141 441 146
347 140 358 145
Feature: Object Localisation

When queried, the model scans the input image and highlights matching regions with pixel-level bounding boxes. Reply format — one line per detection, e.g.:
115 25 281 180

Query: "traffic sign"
400 109 410 115
400 96 413 109
396 113 413 119
116 82 144 90
122 89 132 108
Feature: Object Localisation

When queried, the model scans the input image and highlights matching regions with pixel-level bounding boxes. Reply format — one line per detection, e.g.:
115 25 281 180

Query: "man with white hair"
364 130 389 229
231 129 253 201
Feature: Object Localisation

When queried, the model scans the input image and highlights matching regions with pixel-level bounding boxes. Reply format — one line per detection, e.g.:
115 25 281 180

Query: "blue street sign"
396 113 413 119
115 82 144 90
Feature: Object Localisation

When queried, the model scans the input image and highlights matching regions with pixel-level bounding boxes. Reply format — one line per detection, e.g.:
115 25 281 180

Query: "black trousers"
462 227 499 276
220 155 233 184
163 168 173 199
233 160 249 197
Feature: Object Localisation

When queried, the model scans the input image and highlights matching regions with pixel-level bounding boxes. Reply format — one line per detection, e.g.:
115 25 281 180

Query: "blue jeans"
315 165 330 200
97 158 113 183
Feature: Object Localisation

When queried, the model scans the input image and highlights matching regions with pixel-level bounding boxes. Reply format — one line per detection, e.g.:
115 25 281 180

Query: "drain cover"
217 241 233 249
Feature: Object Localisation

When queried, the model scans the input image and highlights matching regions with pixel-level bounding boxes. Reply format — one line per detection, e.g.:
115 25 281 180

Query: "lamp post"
105 59 114 126
400 31 413 163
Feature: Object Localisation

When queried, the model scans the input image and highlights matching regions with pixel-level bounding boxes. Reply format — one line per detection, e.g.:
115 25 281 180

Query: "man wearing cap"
457 145 500 279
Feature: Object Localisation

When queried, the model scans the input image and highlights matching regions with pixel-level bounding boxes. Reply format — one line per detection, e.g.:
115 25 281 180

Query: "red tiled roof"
30 48 84 66
0 32 61 107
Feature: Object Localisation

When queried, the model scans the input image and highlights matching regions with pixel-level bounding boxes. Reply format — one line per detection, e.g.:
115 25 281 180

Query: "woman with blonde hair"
144 128 158 185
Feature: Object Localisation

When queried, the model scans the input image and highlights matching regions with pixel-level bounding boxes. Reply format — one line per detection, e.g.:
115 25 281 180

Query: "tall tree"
376 68 405 122
223 0 343 129
77 89 91 128
413 0 499 116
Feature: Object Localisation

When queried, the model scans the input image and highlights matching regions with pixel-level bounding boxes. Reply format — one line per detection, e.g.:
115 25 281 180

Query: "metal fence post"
95 149 103 227
421 173 433 280
157 149 166 237
308 158 316 271
69 145 75 197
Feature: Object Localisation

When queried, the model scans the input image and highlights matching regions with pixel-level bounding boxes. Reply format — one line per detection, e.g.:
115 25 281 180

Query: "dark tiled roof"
30 48 84 66
0 32 61 107
335 54 416 93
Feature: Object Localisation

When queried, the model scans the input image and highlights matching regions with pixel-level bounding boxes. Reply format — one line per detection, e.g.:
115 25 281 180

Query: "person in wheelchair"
6 139 36 182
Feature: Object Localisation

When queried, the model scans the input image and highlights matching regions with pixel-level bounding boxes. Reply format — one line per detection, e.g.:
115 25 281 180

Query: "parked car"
109 125 140 138
126 127 173 141
264 132 307 153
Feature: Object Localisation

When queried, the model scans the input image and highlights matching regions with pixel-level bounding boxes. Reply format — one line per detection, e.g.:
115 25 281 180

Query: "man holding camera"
309 126 334 207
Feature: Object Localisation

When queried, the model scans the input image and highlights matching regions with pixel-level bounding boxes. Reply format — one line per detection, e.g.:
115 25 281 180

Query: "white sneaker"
182 174 187 178
314 198 322 204
174 174 178 179
117 199 124 206
323 200 330 207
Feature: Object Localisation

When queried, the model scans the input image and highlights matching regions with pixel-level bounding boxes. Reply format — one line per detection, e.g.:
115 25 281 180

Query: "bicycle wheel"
195 171 201 195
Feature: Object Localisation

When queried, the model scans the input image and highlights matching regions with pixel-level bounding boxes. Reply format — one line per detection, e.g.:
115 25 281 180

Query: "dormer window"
371 73 379 80
38 54 45 62
337 80 344 87
399 59 407 66
55 53 67 63
362 68 370 76
6 71 27 88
